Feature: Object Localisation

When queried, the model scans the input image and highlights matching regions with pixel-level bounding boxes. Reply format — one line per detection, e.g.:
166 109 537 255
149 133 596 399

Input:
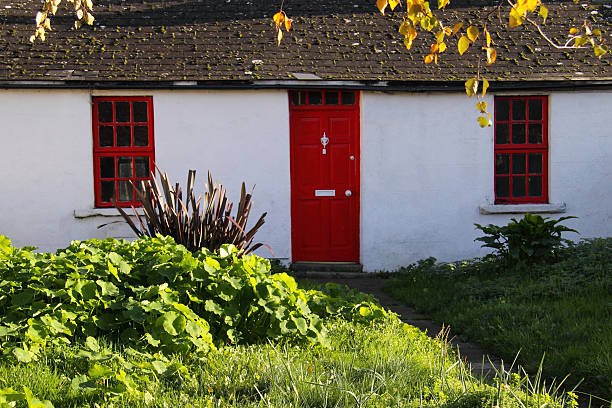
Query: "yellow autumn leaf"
458 35 470 55
485 28 491 47
389 0 400 10
84 0 93 10
435 30 445 43
539 5 548 23
276 28 283 45
438 42 447 52
377 0 389 14
526 0 538 12
273 11 285 27
478 116 491 128
43 18 51 30
482 78 489 97
84 12 94 25
486 47 497 65
465 77 478 97
407 4 421 23
424 54 434 64
509 8 524 27
476 101 488 112
285 18 292 31
594 45 607 58
569 27 579 35
431 43 439 53
438 0 450 9
467 25 479 42
451 22 463 36
76 8 83 20
35 11 46 26
399 20 411 35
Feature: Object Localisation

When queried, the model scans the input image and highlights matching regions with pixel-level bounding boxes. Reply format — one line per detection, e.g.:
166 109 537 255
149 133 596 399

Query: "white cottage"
1 0 610 271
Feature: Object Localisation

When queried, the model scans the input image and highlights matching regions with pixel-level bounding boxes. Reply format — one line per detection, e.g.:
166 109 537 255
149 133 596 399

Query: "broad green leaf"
23 387 53 408
0 387 24 403
88 363 114 379
185 320 204 337
151 360 167 375
293 317 307 334
0 235 12 253
96 280 119 297
159 311 186 336
144 333 161 347
85 336 100 352
458 36 470 55
13 347 34 363
107 261 120 282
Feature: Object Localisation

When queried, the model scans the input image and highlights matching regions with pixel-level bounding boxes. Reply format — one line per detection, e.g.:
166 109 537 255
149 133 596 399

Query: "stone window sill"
479 202 566 215
73 208 145 219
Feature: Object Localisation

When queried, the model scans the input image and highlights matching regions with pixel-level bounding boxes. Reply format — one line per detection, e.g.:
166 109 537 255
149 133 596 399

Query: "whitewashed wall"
0 89 291 260
0 88 610 270
360 90 612 270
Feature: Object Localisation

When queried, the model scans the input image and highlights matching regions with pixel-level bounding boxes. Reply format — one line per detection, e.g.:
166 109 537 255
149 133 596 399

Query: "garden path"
299 275 503 377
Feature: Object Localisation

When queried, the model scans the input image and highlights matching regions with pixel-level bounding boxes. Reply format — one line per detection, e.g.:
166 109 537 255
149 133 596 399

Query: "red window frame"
92 96 155 207
494 96 548 204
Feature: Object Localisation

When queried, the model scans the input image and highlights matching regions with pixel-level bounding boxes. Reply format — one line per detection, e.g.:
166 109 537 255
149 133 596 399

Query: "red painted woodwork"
289 91 360 262
92 96 155 208
494 96 548 204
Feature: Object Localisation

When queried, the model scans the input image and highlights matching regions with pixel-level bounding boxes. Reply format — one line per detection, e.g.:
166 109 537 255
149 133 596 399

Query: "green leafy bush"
111 169 267 254
475 213 578 265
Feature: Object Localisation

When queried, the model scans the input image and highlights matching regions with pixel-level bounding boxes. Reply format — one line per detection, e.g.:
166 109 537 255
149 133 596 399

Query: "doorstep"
290 262 363 278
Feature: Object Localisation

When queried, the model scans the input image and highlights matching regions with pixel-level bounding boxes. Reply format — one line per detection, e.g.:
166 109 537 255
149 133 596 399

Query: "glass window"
93 97 154 207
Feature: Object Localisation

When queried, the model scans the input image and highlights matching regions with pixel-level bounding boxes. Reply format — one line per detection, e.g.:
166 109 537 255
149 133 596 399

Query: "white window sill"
479 202 566 215
73 208 145 219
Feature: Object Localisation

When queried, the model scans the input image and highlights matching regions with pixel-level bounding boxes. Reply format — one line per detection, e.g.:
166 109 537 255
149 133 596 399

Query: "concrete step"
290 262 363 277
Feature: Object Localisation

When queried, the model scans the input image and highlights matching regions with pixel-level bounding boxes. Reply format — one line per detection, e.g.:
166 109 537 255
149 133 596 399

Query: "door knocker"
320 132 329 155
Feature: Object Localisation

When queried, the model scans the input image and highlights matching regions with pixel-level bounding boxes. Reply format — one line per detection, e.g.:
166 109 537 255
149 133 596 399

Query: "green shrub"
475 213 578 266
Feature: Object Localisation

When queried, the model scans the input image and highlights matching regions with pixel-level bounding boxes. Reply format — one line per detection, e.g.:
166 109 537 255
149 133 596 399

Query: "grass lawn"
385 238 612 404
0 235 588 407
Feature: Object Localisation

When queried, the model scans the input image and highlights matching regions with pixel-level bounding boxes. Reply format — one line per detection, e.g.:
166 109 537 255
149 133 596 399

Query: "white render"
0 88 610 271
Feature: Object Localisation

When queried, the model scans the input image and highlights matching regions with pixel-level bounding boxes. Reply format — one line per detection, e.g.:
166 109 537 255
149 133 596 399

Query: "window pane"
495 123 510 145
341 92 355 105
309 91 322 105
512 153 526 174
134 126 149 146
512 124 526 144
98 102 113 123
100 157 114 178
495 153 510 175
291 91 306 105
528 99 542 121
512 100 526 121
496 99 510 121
528 176 543 197
512 176 526 197
528 153 542 174
115 101 130 122
100 181 114 203
117 126 131 147
528 124 543 144
117 157 132 178
118 180 133 202
135 156 150 178
495 177 510 198
325 91 339 105
133 101 148 122
99 126 114 147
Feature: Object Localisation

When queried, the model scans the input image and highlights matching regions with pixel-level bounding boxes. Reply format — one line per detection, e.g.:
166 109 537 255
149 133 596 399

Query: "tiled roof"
0 0 610 84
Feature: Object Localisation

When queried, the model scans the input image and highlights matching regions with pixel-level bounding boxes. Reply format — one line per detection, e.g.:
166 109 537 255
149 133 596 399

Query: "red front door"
289 90 360 262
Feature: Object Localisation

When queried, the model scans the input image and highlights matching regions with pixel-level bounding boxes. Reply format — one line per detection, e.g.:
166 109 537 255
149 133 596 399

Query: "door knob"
345 190 352 197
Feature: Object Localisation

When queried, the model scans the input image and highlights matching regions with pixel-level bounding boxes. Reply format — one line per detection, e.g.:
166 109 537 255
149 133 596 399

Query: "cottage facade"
1 0 610 270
